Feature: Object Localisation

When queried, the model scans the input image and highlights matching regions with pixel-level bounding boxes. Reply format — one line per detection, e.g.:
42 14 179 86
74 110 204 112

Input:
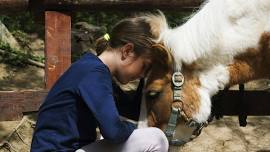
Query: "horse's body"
138 0 270 131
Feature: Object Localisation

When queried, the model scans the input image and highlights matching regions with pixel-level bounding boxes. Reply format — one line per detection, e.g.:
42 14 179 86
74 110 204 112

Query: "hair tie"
103 33 110 41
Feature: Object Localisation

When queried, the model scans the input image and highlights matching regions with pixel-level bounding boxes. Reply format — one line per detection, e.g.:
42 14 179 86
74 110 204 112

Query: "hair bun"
95 36 110 55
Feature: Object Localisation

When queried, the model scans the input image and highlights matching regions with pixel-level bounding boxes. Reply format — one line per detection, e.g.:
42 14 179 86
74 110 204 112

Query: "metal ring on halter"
172 72 184 87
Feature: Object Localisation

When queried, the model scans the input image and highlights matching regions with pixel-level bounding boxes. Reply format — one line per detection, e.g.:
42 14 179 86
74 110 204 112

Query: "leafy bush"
0 12 44 37
0 42 44 67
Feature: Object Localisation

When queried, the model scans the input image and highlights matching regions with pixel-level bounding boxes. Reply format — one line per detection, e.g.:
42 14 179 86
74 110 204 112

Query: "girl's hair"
95 16 155 57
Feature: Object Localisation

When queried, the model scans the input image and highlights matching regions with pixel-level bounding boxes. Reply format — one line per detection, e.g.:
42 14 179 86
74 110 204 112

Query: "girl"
31 15 169 152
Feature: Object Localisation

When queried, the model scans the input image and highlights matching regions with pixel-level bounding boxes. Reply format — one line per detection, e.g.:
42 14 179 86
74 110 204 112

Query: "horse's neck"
163 0 223 67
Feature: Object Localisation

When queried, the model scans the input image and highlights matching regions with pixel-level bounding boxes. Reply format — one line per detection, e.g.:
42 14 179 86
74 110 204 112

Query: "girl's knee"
133 127 169 152
149 128 169 151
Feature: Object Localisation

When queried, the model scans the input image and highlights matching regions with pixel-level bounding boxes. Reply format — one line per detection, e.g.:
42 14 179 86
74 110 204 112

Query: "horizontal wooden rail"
0 90 48 121
212 90 270 116
0 90 269 121
42 0 203 11
0 0 28 13
0 0 203 14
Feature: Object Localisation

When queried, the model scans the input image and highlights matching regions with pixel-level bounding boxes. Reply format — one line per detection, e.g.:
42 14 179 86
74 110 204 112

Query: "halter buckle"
172 72 184 87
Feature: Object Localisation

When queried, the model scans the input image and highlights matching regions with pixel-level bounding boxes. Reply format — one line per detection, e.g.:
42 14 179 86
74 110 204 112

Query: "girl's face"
116 51 151 84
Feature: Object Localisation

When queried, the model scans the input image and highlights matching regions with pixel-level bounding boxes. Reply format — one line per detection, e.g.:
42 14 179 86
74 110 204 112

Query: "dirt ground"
174 116 270 152
0 116 269 152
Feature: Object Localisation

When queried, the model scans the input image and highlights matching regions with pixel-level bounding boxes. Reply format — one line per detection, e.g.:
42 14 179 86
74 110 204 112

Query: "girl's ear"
121 43 135 60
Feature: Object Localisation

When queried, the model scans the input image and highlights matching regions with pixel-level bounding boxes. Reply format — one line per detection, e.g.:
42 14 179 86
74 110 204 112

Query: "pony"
137 0 270 143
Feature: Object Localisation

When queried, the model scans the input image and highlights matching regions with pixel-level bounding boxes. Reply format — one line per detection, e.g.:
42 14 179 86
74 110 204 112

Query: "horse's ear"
151 43 173 72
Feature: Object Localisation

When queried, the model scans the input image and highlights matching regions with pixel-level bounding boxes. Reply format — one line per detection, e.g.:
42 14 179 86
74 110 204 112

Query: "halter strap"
164 61 207 146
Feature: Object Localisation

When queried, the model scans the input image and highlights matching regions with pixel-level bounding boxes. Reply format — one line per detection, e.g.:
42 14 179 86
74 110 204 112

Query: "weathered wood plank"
43 0 203 11
0 90 48 121
45 11 71 89
0 0 28 13
0 0 202 13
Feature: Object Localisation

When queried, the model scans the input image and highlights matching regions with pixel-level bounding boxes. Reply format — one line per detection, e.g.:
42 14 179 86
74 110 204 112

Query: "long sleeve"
77 66 136 143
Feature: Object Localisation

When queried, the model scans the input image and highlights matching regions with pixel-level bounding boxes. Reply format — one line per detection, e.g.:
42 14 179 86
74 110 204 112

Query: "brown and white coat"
138 0 270 129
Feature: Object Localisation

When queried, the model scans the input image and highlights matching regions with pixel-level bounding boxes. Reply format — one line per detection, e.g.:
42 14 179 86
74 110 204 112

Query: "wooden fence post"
45 11 71 89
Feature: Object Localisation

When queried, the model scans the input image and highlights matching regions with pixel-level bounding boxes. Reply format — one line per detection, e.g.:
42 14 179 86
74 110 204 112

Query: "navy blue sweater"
31 53 136 152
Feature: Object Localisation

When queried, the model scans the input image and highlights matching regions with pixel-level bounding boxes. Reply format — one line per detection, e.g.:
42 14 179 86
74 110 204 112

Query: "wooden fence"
0 0 269 126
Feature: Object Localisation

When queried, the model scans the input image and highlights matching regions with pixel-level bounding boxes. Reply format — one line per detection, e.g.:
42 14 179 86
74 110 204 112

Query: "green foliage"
0 12 44 67
0 10 193 66
73 11 192 32
0 42 44 67
12 30 32 50
73 11 129 32
164 11 193 27
0 12 44 38
0 10 192 38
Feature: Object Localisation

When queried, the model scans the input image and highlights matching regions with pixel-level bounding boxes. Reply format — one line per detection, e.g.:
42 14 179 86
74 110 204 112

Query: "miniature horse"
137 0 270 142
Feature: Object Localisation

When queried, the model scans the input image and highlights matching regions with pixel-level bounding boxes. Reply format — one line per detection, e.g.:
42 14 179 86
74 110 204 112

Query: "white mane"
159 0 270 69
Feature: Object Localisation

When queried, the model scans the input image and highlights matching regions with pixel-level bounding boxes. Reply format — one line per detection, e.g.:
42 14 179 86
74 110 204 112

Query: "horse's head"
143 44 208 144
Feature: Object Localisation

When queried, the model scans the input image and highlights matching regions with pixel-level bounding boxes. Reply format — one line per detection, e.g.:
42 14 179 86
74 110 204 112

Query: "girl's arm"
77 66 136 143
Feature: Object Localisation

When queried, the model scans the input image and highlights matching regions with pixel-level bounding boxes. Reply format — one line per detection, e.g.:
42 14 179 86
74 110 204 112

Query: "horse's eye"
146 90 161 100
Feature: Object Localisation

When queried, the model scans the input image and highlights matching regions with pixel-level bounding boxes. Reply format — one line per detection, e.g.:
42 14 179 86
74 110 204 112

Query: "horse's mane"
139 1 224 70
143 0 270 70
